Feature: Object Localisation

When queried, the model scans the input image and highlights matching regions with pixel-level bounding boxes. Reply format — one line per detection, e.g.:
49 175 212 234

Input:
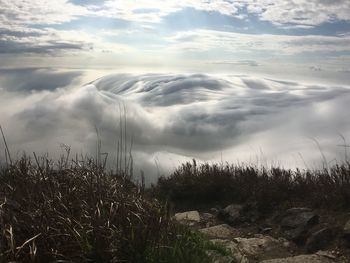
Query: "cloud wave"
1 71 350 182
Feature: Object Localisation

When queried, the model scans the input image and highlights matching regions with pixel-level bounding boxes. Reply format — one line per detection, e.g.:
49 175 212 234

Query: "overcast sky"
1 1 350 181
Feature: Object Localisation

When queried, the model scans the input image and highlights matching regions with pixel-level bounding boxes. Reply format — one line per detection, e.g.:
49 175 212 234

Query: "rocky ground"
174 205 350 263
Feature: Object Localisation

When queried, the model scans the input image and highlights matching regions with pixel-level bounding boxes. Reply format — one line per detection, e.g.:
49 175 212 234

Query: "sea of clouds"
1 68 350 183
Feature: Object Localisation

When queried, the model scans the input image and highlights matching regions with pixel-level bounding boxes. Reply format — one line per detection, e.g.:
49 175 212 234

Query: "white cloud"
242 0 350 27
91 0 350 26
0 0 89 26
166 29 350 54
2 71 350 182
0 0 241 27
98 0 241 23
1 0 350 32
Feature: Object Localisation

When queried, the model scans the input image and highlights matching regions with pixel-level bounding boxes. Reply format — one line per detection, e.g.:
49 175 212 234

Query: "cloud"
96 0 242 23
0 0 89 26
1 0 350 60
309 66 322 72
210 60 260 67
166 29 350 54
2 72 350 184
2 0 349 29
0 68 83 92
0 38 86 54
0 1 130 55
0 0 242 28
0 26 137 55
242 0 350 27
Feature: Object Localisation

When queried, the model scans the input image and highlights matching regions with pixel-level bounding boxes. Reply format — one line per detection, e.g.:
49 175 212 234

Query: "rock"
281 208 319 229
211 235 291 262
206 250 236 263
210 239 249 263
218 204 243 225
343 219 350 240
280 207 319 243
315 251 337 260
201 212 217 227
174 211 200 225
233 234 291 260
283 227 307 243
306 227 338 253
202 212 215 221
278 237 293 249
199 224 238 239
261 227 273 234
210 207 219 215
285 207 312 214
260 252 336 263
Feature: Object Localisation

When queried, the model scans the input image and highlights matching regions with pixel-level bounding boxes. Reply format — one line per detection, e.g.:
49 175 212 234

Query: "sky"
0 0 350 77
1 1 350 182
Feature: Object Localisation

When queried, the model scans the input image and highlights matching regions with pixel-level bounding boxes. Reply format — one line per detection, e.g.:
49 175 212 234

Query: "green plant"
144 225 232 263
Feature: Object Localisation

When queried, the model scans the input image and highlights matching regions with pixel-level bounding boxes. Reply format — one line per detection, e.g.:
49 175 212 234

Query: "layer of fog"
1 68 350 183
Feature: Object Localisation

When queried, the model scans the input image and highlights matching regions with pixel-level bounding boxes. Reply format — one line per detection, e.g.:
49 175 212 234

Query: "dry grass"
154 160 350 213
0 155 230 262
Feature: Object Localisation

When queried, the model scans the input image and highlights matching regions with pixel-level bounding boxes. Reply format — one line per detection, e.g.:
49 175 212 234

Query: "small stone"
278 237 292 248
210 207 219 215
202 212 215 221
261 227 273 234
286 207 312 213
315 251 337 260
261 253 336 263
199 224 238 239
174 211 200 225
343 219 350 239
218 204 243 225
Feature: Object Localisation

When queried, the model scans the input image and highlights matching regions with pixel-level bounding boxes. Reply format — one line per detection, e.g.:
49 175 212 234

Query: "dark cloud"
242 79 270 90
0 29 42 38
0 39 86 54
0 68 83 92
309 66 322 71
211 60 260 67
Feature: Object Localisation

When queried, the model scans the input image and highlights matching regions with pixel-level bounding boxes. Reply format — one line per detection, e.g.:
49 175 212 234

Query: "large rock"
174 211 200 225
306 227 338 253
199 224 239 239
218 204 243 225
280 207 319 243
260 251 336 263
